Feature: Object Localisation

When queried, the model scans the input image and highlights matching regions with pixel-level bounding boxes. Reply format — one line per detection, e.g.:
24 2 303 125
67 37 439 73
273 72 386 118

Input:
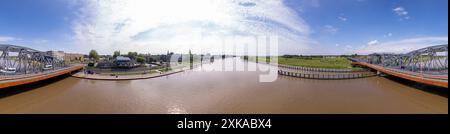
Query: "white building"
46 51 65 60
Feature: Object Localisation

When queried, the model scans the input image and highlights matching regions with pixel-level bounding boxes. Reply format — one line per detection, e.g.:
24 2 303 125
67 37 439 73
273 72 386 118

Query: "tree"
128 52 138 59
89 50 99 61
113 51 120 58
136 57 145 63
189 50 193 64
138 53 145 58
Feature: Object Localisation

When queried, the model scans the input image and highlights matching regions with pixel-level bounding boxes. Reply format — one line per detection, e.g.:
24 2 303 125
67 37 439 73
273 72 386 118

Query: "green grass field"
277 57 353 69
247 56 357 69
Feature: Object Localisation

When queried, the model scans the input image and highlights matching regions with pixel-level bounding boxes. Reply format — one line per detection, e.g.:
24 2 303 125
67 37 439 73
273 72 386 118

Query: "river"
0 58 447 114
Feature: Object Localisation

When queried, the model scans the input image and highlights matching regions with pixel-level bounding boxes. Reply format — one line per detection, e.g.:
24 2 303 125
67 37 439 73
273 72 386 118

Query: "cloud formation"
383 33 393 37
338 16 347 22
393 6 410 19
355 37 448 54
323 25 338 35
70 0 314 55
0 36 18 42
367 40 378 46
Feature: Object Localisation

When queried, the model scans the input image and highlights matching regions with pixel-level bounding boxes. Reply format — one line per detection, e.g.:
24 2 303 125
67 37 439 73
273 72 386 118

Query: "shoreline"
71 69 185 81
70 62 207 81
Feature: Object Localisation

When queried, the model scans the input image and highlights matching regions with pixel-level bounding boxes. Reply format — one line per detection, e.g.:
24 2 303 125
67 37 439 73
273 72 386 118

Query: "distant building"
115 56 133 68
64 53 85 62
100 55 113 61
96 61 114 68
46 51 65 60
324 55 338 58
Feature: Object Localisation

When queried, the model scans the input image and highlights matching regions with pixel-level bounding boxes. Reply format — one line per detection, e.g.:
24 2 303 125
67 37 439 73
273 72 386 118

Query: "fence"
277 70 376 80
277 64 367 72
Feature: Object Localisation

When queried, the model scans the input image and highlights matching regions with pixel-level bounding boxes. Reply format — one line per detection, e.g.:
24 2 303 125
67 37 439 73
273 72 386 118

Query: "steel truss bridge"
1 44 83 89
350 44 448 88
0 44 66 75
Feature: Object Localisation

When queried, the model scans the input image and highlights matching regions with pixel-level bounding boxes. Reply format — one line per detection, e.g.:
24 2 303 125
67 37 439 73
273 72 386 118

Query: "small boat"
0 67 16 74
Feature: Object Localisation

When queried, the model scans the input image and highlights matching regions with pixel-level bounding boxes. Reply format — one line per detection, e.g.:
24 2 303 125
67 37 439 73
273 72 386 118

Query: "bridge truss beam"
366 44 448 75
0 44 66 75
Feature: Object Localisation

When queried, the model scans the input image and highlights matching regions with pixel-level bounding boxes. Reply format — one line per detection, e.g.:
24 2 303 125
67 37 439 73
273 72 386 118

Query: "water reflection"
167 103 188 114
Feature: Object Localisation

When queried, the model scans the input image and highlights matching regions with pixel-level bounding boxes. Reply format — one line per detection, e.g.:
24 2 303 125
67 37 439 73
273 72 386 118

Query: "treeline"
281 54 358 59
89 49 215 64
113 51 146 63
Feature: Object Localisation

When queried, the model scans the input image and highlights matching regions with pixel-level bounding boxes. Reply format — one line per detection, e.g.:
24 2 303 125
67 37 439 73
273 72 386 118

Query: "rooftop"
116 56 131 61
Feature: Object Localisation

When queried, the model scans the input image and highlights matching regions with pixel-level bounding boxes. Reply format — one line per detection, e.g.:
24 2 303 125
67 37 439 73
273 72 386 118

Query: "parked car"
43 65 53 70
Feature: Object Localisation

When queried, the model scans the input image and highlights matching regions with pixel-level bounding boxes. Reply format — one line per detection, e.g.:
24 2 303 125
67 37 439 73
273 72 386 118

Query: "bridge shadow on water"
0 74 72 99
383 75 448 98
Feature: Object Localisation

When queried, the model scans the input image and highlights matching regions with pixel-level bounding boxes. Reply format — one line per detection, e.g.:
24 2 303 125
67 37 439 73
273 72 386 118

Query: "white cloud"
323 25 338 35
0 36 18 42
393 7 410 19
70 0 314 55
33 39 49 44
345 45 352 49
393 7 408 15
367 40 378 46
338 16 347 22
355 37 448 54
384 33 393 37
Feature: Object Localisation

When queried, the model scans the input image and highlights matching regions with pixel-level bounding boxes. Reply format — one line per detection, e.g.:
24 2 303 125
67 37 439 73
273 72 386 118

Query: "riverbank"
242 57 376 80
278 57 354 69
70 62 207 81
246 56 363 70
71 68 184 80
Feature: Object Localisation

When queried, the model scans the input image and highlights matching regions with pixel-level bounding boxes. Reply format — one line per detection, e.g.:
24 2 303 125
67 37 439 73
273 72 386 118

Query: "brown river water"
0 58 447 114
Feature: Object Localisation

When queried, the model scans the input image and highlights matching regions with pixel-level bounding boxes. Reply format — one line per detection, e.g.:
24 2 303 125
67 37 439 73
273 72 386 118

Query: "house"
115 56 134 68
46 51 65 60
64 53 85 62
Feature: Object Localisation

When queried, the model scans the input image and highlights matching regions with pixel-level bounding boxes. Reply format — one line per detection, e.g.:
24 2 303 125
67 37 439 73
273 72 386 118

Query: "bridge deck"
352 61 448 88
0 65 83 89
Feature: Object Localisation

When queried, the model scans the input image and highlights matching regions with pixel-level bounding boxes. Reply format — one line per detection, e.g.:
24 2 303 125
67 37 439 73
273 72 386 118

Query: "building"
96 61 114 68
115 56 134 68
46 51 65 60
64 53 85 62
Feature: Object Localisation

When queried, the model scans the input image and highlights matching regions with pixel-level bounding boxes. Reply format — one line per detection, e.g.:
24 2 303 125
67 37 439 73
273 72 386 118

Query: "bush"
136 57 145 63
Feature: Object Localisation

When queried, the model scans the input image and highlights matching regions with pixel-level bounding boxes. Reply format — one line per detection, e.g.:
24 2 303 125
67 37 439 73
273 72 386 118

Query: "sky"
0 0 448 55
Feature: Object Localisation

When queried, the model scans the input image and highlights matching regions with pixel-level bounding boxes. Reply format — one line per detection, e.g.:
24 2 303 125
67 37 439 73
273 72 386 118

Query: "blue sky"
0 0 448 55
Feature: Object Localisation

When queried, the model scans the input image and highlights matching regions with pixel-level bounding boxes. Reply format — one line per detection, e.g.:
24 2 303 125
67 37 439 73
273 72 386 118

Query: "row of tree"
89 49 207 64
89 50 145 63
113 51 145 63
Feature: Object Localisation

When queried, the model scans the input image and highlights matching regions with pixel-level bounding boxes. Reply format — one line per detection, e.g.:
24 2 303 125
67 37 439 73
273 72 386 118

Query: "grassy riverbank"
278 57 353 69
246 56 359 69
